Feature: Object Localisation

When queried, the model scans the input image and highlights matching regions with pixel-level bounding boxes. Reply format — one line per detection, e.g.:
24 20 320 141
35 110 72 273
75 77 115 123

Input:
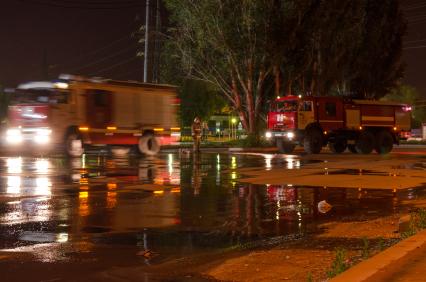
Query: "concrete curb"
331 229 426 282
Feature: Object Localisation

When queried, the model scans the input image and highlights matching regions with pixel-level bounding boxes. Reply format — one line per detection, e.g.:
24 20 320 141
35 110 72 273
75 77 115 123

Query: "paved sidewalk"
332 230 426 282
364 242 426 282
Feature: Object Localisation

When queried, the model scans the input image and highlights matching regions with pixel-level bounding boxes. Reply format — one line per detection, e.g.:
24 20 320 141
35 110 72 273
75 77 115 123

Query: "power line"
404 44 426 49
18 0 143 10
402 2 426 11
91 57 138 76
60 35 133 69
68 44 138 73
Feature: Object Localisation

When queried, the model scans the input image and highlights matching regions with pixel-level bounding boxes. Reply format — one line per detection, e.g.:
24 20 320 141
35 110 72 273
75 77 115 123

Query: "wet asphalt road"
0 147 425 281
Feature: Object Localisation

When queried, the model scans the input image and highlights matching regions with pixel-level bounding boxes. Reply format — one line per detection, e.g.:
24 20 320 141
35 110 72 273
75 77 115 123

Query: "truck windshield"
11 89 69 105
272 100 298 112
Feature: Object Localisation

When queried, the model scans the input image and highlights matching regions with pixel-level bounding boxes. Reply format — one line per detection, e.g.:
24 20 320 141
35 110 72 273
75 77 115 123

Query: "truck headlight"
6 129 23 144
265 131 272 139
287 132 295 139
35 128 51 144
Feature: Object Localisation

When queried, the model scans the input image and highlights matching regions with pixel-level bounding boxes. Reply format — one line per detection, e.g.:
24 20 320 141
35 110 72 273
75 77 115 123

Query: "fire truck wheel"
348 144 358 154
138 134 160 156
375 130 394 154
328 138 347 154
65 133 84 157
355 131 375 154
304 128 323 154
276 139 296 154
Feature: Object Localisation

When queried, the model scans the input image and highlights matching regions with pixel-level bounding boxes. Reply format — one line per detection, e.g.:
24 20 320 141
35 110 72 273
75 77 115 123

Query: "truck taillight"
403 106 412 112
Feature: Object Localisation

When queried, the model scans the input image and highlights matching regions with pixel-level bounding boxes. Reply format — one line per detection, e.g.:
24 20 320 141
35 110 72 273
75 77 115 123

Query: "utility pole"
143 0 150 83
153 0 161 83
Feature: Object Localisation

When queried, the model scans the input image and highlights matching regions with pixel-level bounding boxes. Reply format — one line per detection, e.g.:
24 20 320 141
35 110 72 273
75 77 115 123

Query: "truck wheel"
138 134 160 156
355 131 375 154
276 139 296 154
375 130 394 154
348 144 358 154
65 132 84 157
304 128 323 154
328 138 347 154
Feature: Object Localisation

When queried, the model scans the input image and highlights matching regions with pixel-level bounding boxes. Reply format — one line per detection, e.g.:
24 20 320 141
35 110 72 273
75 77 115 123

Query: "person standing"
192 117 202 153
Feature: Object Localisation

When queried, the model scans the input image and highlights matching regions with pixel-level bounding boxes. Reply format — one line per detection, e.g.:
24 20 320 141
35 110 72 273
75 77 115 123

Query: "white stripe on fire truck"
361 116 394 122
319 120 344 123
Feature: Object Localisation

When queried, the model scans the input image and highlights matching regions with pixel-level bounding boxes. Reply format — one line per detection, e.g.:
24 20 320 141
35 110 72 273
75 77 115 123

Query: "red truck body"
266 96 411 154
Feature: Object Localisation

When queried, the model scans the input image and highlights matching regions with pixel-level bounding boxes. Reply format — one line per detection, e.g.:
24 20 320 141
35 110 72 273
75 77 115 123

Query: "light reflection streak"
35 159 49 174
7 176 21 194
7 157 22 174
168 154 174 175
79 191 89 217
35 177 52 196
264 154 273 170
231 156 237 169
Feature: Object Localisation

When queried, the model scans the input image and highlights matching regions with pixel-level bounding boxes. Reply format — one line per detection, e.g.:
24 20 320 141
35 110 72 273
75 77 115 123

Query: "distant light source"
154 128 164 132
107 126 117 131
79 126 89 132
231 118 237 124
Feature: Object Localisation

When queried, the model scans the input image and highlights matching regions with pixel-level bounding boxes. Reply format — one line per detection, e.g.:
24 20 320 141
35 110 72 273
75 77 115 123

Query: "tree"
348 0 406 99
179 80 227 126
164 0 406 135
382 84 426 128
164 0 278 136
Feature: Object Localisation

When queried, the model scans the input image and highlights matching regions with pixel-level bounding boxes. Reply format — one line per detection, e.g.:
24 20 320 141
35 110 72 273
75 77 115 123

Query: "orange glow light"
153 190 164 195
107 183 117 190
79 126 89 132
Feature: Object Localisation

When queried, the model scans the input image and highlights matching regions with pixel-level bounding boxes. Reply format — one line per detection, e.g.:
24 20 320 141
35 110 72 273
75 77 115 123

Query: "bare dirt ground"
203 217 400 282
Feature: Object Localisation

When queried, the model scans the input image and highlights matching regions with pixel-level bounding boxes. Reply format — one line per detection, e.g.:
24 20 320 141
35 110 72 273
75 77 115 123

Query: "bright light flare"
6 128 23 144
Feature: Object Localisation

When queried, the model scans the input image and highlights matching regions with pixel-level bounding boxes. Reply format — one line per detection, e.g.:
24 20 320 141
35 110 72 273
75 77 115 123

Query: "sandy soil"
204 218 399 282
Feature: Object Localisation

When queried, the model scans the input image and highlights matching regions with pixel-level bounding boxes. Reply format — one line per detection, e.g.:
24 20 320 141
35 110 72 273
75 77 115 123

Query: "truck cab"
5 81 73 150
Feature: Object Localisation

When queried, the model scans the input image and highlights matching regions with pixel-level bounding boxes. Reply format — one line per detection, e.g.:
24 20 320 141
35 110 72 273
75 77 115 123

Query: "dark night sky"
1 0 426 99
1 0 144 86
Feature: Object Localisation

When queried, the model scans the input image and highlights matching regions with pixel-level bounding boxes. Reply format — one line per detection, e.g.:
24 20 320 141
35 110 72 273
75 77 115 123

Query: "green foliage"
382 84 426 128
179 80 227 126
401 209 426 239
377 237 385 252
327 247 350 278
361 237 370 259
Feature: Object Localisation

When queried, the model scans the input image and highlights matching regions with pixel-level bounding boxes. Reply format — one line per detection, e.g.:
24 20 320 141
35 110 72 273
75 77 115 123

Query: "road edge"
330 229 426 282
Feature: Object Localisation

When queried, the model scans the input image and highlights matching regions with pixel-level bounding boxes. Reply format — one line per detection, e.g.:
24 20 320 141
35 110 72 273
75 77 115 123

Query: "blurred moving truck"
5 75 180 156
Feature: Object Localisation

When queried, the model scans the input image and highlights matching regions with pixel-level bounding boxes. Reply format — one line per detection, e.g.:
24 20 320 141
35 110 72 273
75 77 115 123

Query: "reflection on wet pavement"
0 151 424 279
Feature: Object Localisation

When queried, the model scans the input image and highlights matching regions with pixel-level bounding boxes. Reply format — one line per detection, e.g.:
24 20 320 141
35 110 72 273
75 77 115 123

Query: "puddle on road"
0 152 424 274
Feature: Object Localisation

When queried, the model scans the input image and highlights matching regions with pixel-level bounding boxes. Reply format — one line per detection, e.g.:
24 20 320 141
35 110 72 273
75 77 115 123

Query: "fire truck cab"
266 95 411 154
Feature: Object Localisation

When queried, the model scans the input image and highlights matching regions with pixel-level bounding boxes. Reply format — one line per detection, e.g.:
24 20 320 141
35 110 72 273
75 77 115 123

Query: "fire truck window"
325 102 337 117
276 101 297 112
300 101 312 112
87 90 110 107
49 90 68 104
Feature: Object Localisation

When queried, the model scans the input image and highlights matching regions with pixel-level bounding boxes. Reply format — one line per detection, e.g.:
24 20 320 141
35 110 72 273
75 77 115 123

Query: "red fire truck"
266 96 411 154
4 75 180 157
